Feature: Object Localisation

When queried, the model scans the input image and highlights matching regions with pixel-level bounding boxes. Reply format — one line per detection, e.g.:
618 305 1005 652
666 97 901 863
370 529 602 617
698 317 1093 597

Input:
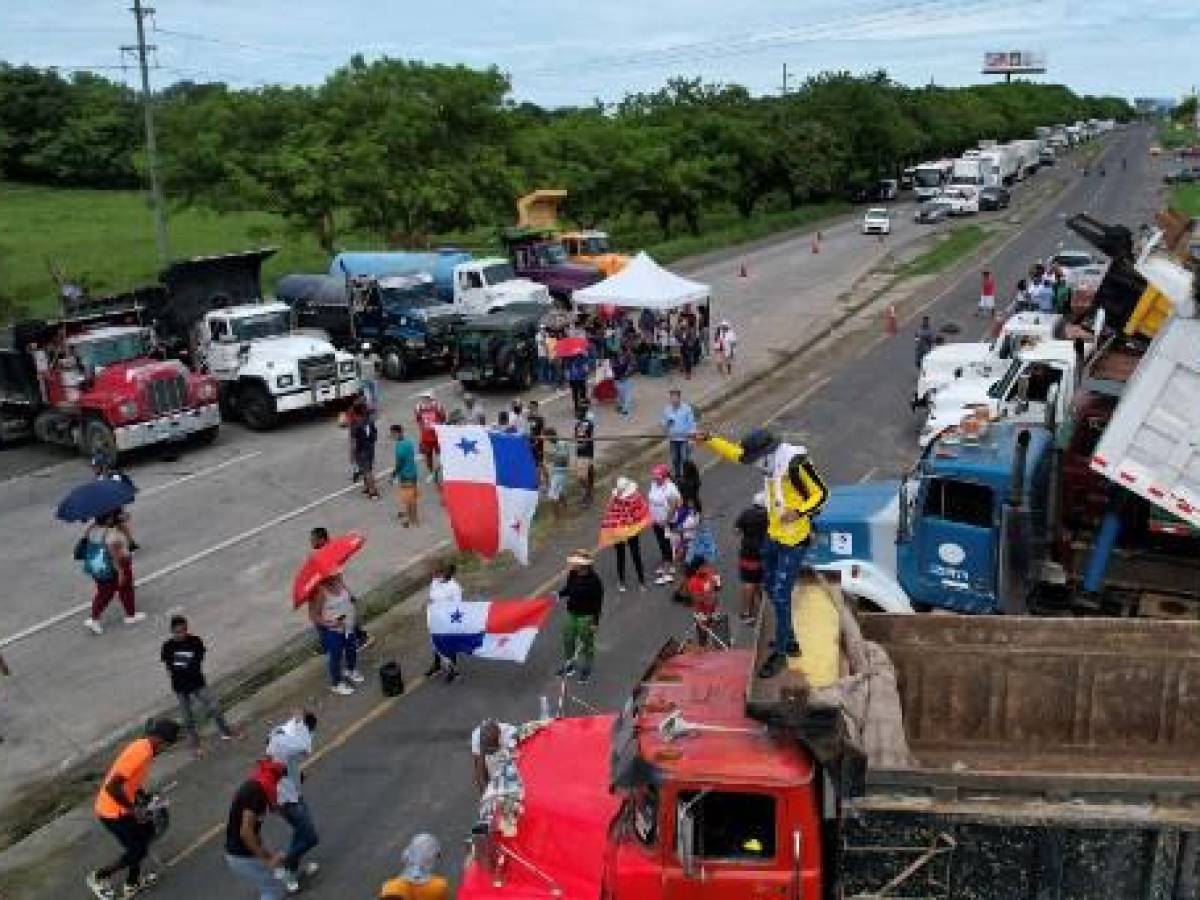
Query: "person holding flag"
413 391 446 484
695 428 828 679
598 476 651 592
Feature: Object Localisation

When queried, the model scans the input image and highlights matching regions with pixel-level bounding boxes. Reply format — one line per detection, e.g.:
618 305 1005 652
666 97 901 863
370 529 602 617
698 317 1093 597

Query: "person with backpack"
81 510 145 636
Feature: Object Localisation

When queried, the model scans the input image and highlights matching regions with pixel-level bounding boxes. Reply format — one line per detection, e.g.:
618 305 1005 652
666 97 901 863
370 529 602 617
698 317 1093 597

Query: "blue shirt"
661 402 697 442
392 438 419 483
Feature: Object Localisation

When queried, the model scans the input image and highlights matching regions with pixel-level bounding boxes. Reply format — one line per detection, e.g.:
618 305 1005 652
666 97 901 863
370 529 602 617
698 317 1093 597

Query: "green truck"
451 304 545 390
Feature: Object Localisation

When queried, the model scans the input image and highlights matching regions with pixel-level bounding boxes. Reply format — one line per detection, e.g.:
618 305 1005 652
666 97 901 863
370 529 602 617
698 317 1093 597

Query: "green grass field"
0 181 850 322
1158 122 1200 150
1171 183 1200 217
899 224 989 277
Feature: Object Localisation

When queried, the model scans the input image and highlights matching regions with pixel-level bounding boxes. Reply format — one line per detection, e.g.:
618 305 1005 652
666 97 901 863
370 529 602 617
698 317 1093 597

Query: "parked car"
1049 248 1108 290
913 200 952 224
861 207 891 235
1163 167 1200 185
978 185 1011 211
936 188 979 215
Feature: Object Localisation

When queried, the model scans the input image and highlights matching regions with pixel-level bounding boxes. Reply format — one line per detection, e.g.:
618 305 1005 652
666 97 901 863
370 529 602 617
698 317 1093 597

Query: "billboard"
982 51 1047 74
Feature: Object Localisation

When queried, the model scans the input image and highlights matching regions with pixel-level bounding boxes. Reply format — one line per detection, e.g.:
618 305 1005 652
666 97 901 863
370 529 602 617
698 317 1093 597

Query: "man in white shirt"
471 720 517 794
265 711 320 893
426 563 464 681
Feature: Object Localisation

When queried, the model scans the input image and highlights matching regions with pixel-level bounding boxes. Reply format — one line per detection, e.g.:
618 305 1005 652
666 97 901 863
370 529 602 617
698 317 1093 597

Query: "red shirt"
686 565 720 616
414 401 446 448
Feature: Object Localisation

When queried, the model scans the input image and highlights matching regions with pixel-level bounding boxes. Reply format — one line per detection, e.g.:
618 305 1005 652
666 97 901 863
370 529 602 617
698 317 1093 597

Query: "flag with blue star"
435 425 539 564
427 596 555 663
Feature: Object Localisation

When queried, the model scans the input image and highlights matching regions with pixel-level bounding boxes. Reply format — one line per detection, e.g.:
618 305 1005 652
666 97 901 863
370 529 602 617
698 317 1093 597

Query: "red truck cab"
461 648 824 900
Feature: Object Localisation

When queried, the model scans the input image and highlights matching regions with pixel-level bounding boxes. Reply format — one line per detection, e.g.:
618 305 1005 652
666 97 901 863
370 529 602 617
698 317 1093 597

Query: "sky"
1 0 1195 107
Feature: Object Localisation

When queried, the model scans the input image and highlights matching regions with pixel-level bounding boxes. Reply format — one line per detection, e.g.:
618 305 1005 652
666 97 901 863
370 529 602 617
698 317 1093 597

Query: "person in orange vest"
696 428 827 678
86 718 180 899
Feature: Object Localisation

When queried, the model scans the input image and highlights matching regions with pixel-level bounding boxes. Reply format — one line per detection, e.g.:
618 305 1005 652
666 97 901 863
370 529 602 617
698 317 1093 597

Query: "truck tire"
514 363 532 390
83 418 120 463
381 348 409 382
238 383 278 431
192 426 219 447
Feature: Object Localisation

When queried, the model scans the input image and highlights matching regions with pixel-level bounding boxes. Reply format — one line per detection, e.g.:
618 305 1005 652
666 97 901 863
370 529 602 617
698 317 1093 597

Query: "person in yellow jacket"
696 428 827 678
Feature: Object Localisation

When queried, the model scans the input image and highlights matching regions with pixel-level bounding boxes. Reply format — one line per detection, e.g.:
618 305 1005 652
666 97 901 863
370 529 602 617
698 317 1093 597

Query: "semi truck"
277 273 463 382
0 291 219 459
948 157 984 195
459 609 1200 899
328 249 472 304
151 250 361 431
913 160 954 201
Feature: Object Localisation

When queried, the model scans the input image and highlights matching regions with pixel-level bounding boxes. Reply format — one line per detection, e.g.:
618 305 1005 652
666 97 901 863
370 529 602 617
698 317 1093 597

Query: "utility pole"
781 63 791 96
123 0 169 265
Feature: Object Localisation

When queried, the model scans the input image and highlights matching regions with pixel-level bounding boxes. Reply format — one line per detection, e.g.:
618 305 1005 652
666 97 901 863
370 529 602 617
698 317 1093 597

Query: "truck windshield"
987 359 1021 400
914 169 942 187
582 236 609 255
380 286 440 309
536 244 568 266
230 312 290 341
481 263 515 286
72 332 149 369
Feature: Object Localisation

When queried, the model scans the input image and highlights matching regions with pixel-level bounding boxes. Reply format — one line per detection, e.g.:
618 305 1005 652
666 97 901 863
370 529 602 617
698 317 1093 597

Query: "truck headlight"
339 360 359 376
276 374 295 389
118 400 139 421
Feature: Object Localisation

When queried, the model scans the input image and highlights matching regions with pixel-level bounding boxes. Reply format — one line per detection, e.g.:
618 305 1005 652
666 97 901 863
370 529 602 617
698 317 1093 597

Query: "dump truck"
516 189 629 276
0 291 219 459
502 226 603 303
459 598 1200 899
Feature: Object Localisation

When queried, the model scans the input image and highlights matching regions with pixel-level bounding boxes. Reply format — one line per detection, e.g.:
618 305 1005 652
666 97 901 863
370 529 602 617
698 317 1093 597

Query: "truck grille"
299 354 337 386
147 374 187 415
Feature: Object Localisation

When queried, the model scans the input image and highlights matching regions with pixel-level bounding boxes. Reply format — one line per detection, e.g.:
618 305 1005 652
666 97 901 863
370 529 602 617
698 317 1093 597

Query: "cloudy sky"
2 0 1194 106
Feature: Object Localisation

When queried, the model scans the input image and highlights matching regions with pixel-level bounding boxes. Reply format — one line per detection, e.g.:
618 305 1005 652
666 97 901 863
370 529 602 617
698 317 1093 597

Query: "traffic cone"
738 263 748 278
988 313 1002 339
884 304 898 336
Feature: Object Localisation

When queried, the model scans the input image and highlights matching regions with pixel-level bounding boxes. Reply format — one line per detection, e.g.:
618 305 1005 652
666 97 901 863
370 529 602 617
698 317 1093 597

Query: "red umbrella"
292 532 366 608
554 336 590 359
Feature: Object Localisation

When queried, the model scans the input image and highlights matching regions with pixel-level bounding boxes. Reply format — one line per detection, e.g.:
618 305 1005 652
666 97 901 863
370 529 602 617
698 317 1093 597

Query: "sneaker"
617 582 627 593
445 667 460 684
786 640 802 658
274 867 300 893
576 669 592 684
123 612 147 626
345 669 366 684
86 871 114 900
555 662 576 677
653 573 673 586
424 660 443 678
84 618 104 636
330 682 354 696
301 861 320 878
757 652 788 679
356 632 375 651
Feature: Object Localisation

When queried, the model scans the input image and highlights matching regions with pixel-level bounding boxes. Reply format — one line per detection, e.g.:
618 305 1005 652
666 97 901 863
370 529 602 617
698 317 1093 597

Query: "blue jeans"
616 378 633 414
316 626 357 686
225 853 285 900
668 440 691 482
281 799 319 872
761 538 808 653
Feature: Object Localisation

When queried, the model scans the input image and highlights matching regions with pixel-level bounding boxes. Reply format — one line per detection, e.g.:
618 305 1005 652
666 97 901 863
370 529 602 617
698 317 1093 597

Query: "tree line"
0 59 1131 251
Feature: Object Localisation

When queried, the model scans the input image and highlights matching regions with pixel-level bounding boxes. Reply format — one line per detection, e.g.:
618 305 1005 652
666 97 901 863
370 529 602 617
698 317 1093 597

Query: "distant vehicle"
1163 167 1200 185
913 159 954 201
873 179 898 201
900 166 916 190
861 208 891 235
935 188 979 215
913 200 951 224
978 185 1011 211
1049 248 1108 290
452 304 545 390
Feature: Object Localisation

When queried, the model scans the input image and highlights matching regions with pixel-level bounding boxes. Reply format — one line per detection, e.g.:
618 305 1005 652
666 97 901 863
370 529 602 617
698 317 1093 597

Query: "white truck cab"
197 300 361 430
451 259 550 315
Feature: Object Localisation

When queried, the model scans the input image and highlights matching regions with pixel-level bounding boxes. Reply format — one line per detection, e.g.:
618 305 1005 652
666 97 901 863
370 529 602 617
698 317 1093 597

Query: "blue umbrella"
56 479 137 523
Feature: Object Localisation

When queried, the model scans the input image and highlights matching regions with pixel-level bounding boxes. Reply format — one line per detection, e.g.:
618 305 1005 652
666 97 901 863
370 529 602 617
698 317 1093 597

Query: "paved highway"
4 126 1160 899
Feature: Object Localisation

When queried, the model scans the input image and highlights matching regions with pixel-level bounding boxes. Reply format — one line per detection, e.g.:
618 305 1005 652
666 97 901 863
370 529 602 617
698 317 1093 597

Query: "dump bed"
1091 316 1200 530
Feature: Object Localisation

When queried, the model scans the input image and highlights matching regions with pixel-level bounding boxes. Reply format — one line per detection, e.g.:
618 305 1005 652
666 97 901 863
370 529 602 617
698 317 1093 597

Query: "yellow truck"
515 189 629 276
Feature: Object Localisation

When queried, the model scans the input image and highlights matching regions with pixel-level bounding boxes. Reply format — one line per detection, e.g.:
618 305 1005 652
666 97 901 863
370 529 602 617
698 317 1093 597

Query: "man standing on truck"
696 428 828 678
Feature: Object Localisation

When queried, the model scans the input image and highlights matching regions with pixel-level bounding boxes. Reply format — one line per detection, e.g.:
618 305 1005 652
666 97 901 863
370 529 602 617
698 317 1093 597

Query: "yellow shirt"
379 875 451 900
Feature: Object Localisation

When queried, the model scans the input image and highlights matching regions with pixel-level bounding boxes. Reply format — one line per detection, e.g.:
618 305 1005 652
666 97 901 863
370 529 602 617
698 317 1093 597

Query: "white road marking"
138 451 262 498
763 376 832 426
858 466 880 483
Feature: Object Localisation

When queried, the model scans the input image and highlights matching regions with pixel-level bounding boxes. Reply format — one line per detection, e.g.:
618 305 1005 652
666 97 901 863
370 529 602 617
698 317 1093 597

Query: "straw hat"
567 549 594 566
613 476 638 499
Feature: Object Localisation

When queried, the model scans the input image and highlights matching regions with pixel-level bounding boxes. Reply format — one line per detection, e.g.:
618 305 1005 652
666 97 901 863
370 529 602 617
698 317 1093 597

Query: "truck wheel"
515 364 532 390
192 426 219 446
381 349 409 382
238 383 278 431
83 418 119 463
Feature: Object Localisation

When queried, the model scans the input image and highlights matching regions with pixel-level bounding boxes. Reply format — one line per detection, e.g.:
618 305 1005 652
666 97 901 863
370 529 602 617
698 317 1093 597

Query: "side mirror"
677 805 698 879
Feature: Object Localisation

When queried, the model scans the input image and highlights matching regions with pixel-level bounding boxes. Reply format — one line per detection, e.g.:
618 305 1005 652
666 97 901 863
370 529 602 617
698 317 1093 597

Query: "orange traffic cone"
738 263 748 278
884 304 898 336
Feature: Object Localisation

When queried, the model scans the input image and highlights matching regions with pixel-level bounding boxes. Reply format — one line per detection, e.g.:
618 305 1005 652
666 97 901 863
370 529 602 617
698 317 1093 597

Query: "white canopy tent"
573 251 709 310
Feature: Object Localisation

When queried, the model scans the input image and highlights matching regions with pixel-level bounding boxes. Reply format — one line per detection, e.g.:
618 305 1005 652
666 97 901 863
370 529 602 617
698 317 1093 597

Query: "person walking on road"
713 320 737 376
566 352 590 416
914 316 935 369
82 510 145 636
697 428 828 678
734 493 770 624
389 424 421 527
471 719 517 794
425 562 464 682
307 573 363 696
573 400 596 507
978 269 996 318
161 615 242 757
661 389 697 482
556 550 604 683
224 758 289 900
350 400 381 500
413 391 446 484
647 464 682 585
544 428 570 518
265 711 321 893
613 345 635 415
87 719 180 900
379 833 451 900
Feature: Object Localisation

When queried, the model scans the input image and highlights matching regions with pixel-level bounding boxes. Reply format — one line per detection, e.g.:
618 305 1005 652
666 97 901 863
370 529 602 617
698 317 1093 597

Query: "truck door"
203 318 238 379
662 788 790 900
902 477 997 613
456 269 485 315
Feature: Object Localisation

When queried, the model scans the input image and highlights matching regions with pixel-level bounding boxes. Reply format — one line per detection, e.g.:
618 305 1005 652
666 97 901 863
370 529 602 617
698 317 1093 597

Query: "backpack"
81 529 116 581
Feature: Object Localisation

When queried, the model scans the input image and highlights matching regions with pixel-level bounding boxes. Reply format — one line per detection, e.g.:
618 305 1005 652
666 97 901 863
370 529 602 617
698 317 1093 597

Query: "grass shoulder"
898 224 989 278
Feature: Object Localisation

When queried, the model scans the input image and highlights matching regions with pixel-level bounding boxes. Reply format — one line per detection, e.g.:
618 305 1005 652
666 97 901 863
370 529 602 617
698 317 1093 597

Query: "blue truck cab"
808 422 1053 614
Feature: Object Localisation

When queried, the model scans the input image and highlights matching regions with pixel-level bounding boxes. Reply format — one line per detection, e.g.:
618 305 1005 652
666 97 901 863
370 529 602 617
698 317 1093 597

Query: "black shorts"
738 556 763 585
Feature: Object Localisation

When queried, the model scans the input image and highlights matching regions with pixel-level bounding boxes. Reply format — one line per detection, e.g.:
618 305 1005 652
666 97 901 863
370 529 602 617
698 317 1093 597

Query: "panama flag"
435 425 539 565
429 597 555 663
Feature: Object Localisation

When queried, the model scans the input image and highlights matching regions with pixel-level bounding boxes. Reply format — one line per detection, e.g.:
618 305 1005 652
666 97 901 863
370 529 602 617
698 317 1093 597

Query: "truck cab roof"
207 300 289 319
926 421 1053 488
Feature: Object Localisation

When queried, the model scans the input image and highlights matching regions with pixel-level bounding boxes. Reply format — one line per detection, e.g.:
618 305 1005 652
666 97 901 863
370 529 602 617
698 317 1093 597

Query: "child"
683 557 722 646
160 615 242 756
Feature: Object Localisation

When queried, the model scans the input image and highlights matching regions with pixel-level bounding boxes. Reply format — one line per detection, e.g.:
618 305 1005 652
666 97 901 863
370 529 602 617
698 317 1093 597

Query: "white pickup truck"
912 311 1062 411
